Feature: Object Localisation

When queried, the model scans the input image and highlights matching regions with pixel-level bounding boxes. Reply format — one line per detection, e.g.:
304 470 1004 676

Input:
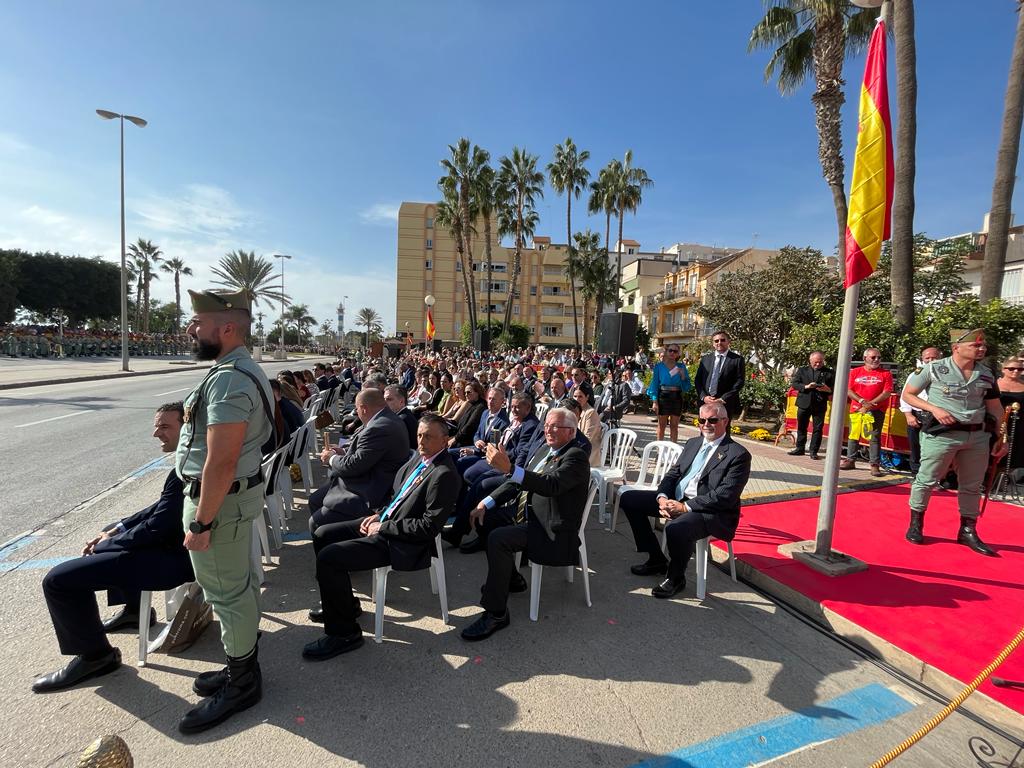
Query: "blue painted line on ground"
631 683 914 768
0 535 40 560
0 556 74 573
282 531 312 542
127 455 172 479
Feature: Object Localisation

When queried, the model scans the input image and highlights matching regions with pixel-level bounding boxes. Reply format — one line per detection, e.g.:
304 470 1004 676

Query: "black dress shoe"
810 453 821 460
460 534 486 554
652 576 686 599
302 632 364 661
787 448 806 456
309 601 363 624
102 607 156 632
440 529 462 547
32 649 121 693
461 611 510 641
630 557 668 576
509 571 528 593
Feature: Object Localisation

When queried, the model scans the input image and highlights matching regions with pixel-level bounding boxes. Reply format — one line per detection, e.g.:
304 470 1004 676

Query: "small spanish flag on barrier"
845 18 894 288
425 308 435 341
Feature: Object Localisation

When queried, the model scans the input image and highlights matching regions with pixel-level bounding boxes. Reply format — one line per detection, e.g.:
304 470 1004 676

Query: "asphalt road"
0 358 331 543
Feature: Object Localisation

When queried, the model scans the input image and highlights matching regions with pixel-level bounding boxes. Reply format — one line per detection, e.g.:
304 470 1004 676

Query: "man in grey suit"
619 402 752 598
308 389 410 538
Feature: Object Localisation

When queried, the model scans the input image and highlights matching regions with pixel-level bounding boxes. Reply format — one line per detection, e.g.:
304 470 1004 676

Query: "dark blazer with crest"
790 365 836 411
694 350 746 416
377 449 461 571
657 435 751 540
488 441 591 566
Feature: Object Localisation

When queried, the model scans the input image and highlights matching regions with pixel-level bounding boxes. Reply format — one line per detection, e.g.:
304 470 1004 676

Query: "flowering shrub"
746 428 773 441
731 425 741 434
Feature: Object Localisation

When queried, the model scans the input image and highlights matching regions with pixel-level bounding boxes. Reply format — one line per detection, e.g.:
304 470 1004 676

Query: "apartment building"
395 202 585 346
940 213 1024 304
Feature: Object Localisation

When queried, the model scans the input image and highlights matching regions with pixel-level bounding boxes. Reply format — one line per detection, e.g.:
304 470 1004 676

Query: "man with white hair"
619 402 751 599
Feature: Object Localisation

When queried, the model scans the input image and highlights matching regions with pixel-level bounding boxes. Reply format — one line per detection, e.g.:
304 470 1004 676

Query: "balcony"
656 321 707 340
647 286 696 306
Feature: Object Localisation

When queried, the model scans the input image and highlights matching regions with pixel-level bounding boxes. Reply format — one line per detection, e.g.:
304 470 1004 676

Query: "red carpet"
714 486 1024 716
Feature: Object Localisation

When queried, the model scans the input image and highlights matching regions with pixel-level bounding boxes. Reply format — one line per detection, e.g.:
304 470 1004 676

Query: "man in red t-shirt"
839 348 894 476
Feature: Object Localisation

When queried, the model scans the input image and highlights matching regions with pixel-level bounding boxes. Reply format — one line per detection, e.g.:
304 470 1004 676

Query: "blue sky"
1 1 1021 332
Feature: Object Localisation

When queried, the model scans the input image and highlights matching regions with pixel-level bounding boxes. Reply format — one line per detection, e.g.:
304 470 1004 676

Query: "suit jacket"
472 407 510 446
324 407 411 510
96 470 191 561
377 451 461 571
396 407 418 449
791 365 836 411
506 413 541 467
657 435 751 540
452 401 487 446
490 442 591 565
694 350 745 416
610 381 632 417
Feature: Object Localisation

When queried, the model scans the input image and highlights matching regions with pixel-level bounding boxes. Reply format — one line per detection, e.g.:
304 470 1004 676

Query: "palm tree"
440 138 489 331
981 1 1024 302
285 303 316 344
548 138 591 348
891 0 917 331
159 256 193 332
610 150 653 290
497 147 544 330
749 0 878 269
318 320 334 345
435 194 477 330
576 230 619 351
588 161 619 255
356 307 383 349
211 249 288 311
126 239 163 333
472 162 503 335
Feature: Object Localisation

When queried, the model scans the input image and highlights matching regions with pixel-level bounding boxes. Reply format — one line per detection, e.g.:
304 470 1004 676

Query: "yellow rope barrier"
869 624 1024 767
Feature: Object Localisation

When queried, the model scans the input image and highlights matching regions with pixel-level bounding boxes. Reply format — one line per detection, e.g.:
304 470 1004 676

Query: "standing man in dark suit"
461 407 591 640
694 331 745 418
33 403 195 692
302 413 461 659
620 403 751 599
788 351 835 459
309 389 409 533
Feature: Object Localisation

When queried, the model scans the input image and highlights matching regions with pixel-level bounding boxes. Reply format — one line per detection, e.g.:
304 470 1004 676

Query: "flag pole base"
779 541 869 577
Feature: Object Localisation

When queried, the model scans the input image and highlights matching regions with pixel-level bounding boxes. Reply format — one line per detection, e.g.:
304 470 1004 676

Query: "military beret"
188 289 251 315
950 328 985 344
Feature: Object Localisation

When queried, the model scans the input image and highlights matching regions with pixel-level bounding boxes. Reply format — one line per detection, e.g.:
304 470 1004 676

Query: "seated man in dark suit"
32 403 195 692
461 407 592 641
619 403 751 599
452 386 510 473
384 384 418 449
302 413 461 659
309 389 410 537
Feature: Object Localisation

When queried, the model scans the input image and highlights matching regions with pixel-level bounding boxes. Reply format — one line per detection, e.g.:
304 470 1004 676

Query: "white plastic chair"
590 428 637 524
370 534 449 644
658 530 737 601
137 582 194 666
260 445 293 549
608 440 683 532
534 402 550 422
515 477 599 621
289 417 316 495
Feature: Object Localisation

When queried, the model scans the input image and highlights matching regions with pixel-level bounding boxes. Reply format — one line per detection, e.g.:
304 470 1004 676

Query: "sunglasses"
666 349 680 354
1005 367 1024 372
697 417 722 425
865 356 881 360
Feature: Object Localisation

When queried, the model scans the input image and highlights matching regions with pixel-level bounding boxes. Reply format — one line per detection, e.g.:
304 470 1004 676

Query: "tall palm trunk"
981 2 1024 302
173 272 182 332
458 185 478 330
567 196 580 348
454 233 475 336
142 264 153 333
891 0 917 330
502 204 522 331
604 211 611 255
484 215 494 335
134 275 143 331
811 13 849 267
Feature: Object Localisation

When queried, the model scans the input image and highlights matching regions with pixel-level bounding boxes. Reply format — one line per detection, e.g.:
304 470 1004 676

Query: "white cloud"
134 184 251 237
358 202 401 225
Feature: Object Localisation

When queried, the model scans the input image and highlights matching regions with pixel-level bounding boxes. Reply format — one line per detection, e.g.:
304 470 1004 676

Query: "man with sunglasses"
694 332 745 419
619 403 751 599
840 348 894 477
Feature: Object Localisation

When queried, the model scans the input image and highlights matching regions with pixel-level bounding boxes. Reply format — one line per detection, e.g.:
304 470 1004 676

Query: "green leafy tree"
548 137 591 347
159 256 193 332
0 250 23 322
858 234 970 311
211 249 288 311
356 306 383 349
15 252 119 325
126 238 163 332
497 147 544 330
459 319 529 349
284 303 316 343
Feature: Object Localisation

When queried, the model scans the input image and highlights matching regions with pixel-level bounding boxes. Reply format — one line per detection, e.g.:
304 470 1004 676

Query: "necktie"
514 449 554 523
380 461 427 520
676 443 713 500
709 354 724 396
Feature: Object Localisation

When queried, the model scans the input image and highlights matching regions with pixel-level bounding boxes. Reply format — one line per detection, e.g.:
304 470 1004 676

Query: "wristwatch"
188 519 214 534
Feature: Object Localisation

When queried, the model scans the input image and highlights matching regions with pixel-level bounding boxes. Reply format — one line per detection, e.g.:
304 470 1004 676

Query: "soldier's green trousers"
184 486 263 657
909 429 989 519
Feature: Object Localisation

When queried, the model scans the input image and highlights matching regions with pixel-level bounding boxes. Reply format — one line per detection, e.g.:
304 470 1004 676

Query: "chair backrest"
261 444 289 497
534 402 550 422
579 476 600 532
636 440 683 486
599 428 638 470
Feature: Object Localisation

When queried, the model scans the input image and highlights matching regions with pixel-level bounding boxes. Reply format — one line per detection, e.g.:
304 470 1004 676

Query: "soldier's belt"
182 472 263 500
919 413 985 437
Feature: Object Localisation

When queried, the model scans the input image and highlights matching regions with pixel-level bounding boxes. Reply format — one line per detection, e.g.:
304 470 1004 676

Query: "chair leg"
579 539 592 608
529 564 542 622
137 590 153 667
432 557 449 625
696 538 709 601
608 491 622 532
374 568 389 644
565 565 574 583
255 513 273 563
250 525 266 586
728 541 737 582
263 499 282 551
298 453 312 495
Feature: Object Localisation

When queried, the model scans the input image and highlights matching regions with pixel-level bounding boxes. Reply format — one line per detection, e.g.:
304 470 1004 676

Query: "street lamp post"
424 294 436 352
96 109 147 372
273 253 292 359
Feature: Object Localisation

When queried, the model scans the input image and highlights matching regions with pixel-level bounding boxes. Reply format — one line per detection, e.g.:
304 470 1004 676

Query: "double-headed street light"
273 254 292 358
96 109 147 372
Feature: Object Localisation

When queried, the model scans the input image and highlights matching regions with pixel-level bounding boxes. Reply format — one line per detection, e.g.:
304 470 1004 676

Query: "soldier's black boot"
956 516 997 557
179 645 262 733
905 511 925 544
192 665 229 697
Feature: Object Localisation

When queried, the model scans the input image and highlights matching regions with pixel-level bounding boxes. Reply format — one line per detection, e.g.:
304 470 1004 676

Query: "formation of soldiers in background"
1 324 190 358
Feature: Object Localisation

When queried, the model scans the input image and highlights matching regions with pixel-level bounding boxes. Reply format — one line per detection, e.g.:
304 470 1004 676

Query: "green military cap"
950 328 985 344
188 289 251 315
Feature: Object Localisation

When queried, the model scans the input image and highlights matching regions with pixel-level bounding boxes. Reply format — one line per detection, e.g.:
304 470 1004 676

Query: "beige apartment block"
396 202 586 346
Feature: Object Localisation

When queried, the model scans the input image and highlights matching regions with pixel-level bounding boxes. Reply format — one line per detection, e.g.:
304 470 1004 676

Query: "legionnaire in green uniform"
175 288 273 734
903 328 1007 556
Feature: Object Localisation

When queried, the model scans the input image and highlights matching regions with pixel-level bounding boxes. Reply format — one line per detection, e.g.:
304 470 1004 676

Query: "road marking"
0 557 73 573
631 683 914 768
14 411 92 428
153 386 191 396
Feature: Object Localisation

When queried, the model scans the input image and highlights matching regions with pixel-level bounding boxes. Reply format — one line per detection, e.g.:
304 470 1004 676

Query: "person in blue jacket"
647 344 692 442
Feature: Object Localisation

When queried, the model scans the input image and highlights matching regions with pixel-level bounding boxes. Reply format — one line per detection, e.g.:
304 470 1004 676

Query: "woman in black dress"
997 355 1024 480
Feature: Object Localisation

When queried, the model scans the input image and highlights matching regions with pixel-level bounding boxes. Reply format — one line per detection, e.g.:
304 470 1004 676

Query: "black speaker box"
473 329 490 352
597 312 638 356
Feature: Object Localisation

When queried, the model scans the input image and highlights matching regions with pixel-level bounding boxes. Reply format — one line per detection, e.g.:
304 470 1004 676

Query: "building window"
529 326 536 334
541 325 559 337
1002 268 1022 298
456 261 462 272
425 260 432 270
426 239 433 250
426 217 434 229
513 305 520 315
628 247 635 255
491 263 507 273
529 286 537 296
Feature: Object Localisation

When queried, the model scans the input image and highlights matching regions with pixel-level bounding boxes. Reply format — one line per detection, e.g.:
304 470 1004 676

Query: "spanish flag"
845 19 893 288
425 308 435 341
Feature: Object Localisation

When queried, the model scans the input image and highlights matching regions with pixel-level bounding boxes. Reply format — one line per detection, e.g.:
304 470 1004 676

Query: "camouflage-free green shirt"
905 356 999 425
